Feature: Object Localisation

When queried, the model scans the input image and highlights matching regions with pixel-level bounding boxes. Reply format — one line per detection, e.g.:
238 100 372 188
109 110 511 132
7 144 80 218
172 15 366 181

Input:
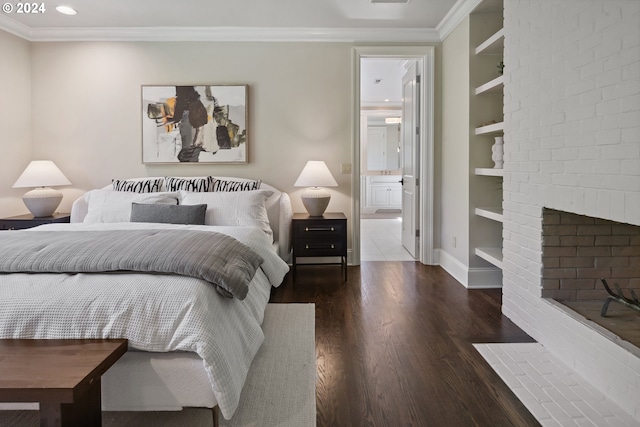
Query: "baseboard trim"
437 249 502 289
467 267 502 289
437 249 468 287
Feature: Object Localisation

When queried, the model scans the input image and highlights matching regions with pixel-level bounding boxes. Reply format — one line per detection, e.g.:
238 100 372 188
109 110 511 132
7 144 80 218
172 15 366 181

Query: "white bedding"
0 222 289 420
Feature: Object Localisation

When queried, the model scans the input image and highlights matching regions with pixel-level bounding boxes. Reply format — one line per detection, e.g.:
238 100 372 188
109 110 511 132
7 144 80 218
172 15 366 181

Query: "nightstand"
292 212 347 280
0 212 71 230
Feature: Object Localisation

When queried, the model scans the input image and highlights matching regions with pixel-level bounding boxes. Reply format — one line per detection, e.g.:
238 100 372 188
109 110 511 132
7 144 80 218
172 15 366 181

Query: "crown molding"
0 1 482 43
436 0 482 40
0 20 442 43
0 13 31 40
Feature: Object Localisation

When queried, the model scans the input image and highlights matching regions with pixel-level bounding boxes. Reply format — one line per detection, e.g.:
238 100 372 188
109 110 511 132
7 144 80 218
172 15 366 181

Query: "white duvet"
0 222 290 420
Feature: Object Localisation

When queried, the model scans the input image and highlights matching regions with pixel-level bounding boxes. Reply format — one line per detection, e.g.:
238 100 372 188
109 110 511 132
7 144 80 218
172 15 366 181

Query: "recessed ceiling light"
370 0 409 3
384 99 390 102
56 5 77 15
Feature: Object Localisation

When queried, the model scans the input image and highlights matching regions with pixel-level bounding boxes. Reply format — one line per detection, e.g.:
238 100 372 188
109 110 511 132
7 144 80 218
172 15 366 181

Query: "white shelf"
475 168 504 177
475 28 505 55
475 75 504 95
475 207 504 222
475 121 504 135
475 247 503 269
471 8 504 284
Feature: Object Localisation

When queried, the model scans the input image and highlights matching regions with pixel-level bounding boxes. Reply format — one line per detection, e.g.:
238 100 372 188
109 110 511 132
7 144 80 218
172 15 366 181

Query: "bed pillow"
212 178 261 192
83 190 179 223
112 178 164 193
165 176 215 192
180 190 274 239
130 202 207 225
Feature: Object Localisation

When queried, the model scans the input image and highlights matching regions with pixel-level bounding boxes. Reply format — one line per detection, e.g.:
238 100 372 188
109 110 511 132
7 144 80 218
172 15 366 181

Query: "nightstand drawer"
293 220 346 238
293 239 345 257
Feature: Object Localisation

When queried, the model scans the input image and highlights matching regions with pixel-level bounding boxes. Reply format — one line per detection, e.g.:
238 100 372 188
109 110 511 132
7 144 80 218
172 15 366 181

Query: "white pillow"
179 190 274 239
83 190 179 223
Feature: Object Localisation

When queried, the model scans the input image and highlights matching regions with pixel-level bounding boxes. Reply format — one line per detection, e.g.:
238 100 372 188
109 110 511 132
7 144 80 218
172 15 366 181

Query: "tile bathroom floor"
360 218 415 261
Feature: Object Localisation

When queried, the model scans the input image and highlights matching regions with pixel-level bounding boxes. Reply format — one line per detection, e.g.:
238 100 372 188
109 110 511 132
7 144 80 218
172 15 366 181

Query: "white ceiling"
2 0 457 30
361 58 407 107
0 0 490 42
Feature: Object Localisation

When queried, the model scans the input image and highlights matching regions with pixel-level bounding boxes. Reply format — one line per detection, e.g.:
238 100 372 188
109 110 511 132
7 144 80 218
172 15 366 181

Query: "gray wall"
28 41 353 214
0 30 31 215
440 16 471 266
0 35 443 254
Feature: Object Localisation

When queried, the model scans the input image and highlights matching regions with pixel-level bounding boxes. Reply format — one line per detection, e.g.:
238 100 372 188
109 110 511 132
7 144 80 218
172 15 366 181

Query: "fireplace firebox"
541 208 640 347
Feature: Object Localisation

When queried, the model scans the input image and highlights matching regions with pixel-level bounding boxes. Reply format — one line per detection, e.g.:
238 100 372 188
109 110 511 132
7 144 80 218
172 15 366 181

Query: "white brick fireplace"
502 0 640 421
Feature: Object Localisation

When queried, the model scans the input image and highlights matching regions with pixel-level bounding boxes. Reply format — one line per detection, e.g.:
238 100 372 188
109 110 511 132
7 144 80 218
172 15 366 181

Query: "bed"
0 176 293 423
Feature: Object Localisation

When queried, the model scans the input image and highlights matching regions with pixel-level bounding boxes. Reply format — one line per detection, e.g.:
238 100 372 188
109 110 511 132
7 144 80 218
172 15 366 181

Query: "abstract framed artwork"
142 85 248 164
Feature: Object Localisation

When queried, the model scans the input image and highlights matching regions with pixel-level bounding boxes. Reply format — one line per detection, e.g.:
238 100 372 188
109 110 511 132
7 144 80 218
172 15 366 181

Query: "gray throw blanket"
0 229 264 300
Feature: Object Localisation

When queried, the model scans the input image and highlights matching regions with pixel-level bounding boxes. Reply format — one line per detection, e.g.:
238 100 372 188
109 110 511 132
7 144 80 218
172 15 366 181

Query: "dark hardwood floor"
270 262 541 427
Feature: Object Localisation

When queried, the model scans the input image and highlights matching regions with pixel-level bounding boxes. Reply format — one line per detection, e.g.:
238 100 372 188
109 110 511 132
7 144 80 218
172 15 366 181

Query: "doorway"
351 46 435 266
360 58 414 261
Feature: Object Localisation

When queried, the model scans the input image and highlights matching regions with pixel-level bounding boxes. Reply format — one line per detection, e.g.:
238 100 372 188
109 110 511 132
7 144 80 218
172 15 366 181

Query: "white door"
401 62 420 258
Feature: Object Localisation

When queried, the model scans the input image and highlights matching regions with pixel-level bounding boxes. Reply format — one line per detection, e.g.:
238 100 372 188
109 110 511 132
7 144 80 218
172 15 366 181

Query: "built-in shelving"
475 207 503 222
470 1 504 278
475 168 504 177
475 247 503 268
475 75 504 95
475 121 504 135
475 28 504 55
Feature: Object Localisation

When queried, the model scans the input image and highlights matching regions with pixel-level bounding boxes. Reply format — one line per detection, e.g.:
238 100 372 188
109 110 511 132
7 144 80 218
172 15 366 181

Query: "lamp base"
301 187 331 217
22 188 63 217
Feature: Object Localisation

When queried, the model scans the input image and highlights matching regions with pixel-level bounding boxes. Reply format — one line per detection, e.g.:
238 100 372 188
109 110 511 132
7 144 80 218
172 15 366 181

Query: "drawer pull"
304 226 335 232
305 243 336 249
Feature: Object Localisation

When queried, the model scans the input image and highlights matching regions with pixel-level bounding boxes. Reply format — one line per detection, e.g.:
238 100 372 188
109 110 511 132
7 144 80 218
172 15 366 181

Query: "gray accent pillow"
130 203 207 225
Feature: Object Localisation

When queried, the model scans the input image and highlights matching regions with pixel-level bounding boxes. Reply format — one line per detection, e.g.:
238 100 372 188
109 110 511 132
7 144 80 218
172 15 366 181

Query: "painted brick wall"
502 0 640 420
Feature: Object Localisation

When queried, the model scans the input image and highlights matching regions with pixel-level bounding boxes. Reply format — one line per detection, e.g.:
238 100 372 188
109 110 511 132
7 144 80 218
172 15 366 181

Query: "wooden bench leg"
212 406 220 427
39 401 63 427
39 377 102 427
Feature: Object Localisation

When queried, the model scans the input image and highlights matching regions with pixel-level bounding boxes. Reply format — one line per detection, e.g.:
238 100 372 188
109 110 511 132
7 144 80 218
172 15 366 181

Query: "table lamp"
294 160 338 217
12 160 72 217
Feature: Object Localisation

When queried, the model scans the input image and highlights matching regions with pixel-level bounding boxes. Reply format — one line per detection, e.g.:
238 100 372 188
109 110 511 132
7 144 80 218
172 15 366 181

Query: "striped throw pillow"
165 176 215 192
213 179 261 192
112 178 163 193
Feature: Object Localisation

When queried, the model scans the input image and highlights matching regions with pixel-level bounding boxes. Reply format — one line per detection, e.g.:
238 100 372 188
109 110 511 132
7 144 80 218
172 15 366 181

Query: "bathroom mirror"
361 114 401 174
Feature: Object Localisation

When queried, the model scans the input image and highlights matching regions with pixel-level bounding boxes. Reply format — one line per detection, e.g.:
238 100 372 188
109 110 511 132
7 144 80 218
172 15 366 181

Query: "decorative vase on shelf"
491 136 504 169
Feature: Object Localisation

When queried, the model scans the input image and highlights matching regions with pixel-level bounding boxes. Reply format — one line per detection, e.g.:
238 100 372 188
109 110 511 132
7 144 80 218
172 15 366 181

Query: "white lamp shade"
13 160 71 188
294 161 338 188
294 161 337 217
13 160 71 217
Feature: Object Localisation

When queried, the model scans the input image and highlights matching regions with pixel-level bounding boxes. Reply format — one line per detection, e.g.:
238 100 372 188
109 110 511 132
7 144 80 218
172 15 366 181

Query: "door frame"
351 45 435 265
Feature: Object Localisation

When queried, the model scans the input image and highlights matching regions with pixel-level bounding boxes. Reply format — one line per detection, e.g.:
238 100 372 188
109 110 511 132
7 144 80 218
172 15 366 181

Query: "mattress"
0 222 289 419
